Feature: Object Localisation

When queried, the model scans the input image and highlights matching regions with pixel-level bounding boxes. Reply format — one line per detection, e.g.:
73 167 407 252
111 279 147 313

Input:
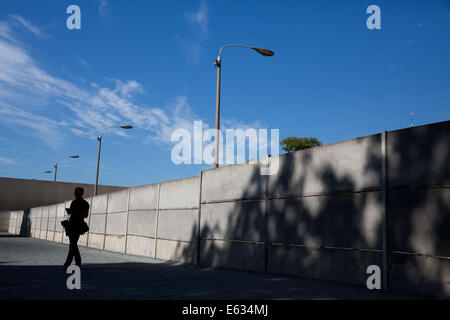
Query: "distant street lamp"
94 125 133 196
53 155 79 182
212 44 275 168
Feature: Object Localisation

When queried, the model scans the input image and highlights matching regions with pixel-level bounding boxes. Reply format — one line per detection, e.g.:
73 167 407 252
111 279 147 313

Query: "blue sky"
0 0 449 187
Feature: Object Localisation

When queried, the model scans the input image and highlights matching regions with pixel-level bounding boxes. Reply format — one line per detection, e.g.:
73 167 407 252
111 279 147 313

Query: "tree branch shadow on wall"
176 121 449 297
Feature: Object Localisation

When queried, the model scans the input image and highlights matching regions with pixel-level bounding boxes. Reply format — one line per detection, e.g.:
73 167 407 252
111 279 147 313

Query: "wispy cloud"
0 18 201 148
177 0 209 63
77 56 91 70
98 0 112 24
9 14 48 39
417 22 424 28
0 15 264 161
0 156 18 165
404 39 415 45
185 0 208 37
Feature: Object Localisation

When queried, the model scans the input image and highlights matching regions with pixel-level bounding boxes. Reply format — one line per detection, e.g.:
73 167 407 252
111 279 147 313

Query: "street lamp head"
43 170 52 174
252 47 275 56
70 155 79 158
120 125 133 129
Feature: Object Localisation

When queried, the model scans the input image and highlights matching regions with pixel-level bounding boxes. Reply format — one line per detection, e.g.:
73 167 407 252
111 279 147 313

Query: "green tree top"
280 136 322 153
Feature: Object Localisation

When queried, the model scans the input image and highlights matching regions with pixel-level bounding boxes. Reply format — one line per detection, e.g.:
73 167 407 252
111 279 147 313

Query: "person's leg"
64 234 76 267
73 234 81 266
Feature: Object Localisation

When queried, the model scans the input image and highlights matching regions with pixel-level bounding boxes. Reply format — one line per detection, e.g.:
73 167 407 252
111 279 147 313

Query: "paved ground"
0 234 434 300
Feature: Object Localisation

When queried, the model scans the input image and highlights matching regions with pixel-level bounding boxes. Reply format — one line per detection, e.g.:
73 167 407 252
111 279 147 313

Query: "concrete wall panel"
48 205 57 217
390 253 450 297
55 217 64 232
129 184 159 211
126 235 154 257
267 245 381 284
40 228 47 239
34 209 41 232
46 231 54 241
104 234 126 253
202 164 264 203
268 192 383 250
200 201 265 242
388 121 450 187
8 212 14 233
157 209 197 242
53 231 63 242
127 210 156 237
269 134 381 198
107 189 129 213
105 212 127 235
89 214 106 234
46 217 56 231
389 188 450 257
91 194 108 214
87 233 104 249
156 239 196 263
159 177 200 209
200 239 265 272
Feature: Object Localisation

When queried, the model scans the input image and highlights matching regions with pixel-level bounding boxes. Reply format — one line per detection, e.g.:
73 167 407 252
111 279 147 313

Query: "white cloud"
0 17 212 150
0 156 17 165
77 56 91 69
9 14 47 39
185 0 208 37
179 0 209 63
98 0 111 23
0 101 64 147
0 16 264 161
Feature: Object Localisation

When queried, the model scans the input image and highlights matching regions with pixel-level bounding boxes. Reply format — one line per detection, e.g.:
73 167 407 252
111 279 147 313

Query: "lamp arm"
218 44 255 58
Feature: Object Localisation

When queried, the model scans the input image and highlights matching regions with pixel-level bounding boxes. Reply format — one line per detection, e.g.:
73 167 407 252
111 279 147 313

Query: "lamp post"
53 155 79 182
94 125 133 196
212 44 275 168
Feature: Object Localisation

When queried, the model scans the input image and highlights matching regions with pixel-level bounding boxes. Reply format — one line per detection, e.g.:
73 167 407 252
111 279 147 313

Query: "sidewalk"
0 234 433 300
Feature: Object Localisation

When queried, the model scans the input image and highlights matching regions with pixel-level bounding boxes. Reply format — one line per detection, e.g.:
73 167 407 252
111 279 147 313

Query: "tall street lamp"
94 125 133 196
54 155 79 182
212 44 275 168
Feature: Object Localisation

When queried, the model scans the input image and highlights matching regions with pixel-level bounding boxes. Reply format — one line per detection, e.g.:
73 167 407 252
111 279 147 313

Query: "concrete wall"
0 177 126 214
5 120 449 297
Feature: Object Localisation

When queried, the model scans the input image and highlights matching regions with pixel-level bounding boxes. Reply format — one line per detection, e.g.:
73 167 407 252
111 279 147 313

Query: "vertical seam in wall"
196 171 203 265
51 206 57 242
264 159 270 273
37 208 41 239
124 188 131 254
44 206 50 240
103 193 110 250
381 131 390 290
154 183 161 259
85 198 93 247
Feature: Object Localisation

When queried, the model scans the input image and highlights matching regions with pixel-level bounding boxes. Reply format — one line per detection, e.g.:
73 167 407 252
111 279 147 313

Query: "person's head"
74 187 84 200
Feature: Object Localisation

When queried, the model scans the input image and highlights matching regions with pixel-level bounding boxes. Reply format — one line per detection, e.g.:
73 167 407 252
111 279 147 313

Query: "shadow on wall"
175 121 449 297
387 121 450 295
19 209 30 237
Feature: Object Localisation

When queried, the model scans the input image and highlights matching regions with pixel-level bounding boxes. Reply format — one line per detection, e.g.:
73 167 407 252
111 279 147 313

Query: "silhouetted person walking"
64 187 89 271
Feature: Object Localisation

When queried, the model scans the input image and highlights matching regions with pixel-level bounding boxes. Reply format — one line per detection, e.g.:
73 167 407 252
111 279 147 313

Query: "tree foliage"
280 136 322 153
